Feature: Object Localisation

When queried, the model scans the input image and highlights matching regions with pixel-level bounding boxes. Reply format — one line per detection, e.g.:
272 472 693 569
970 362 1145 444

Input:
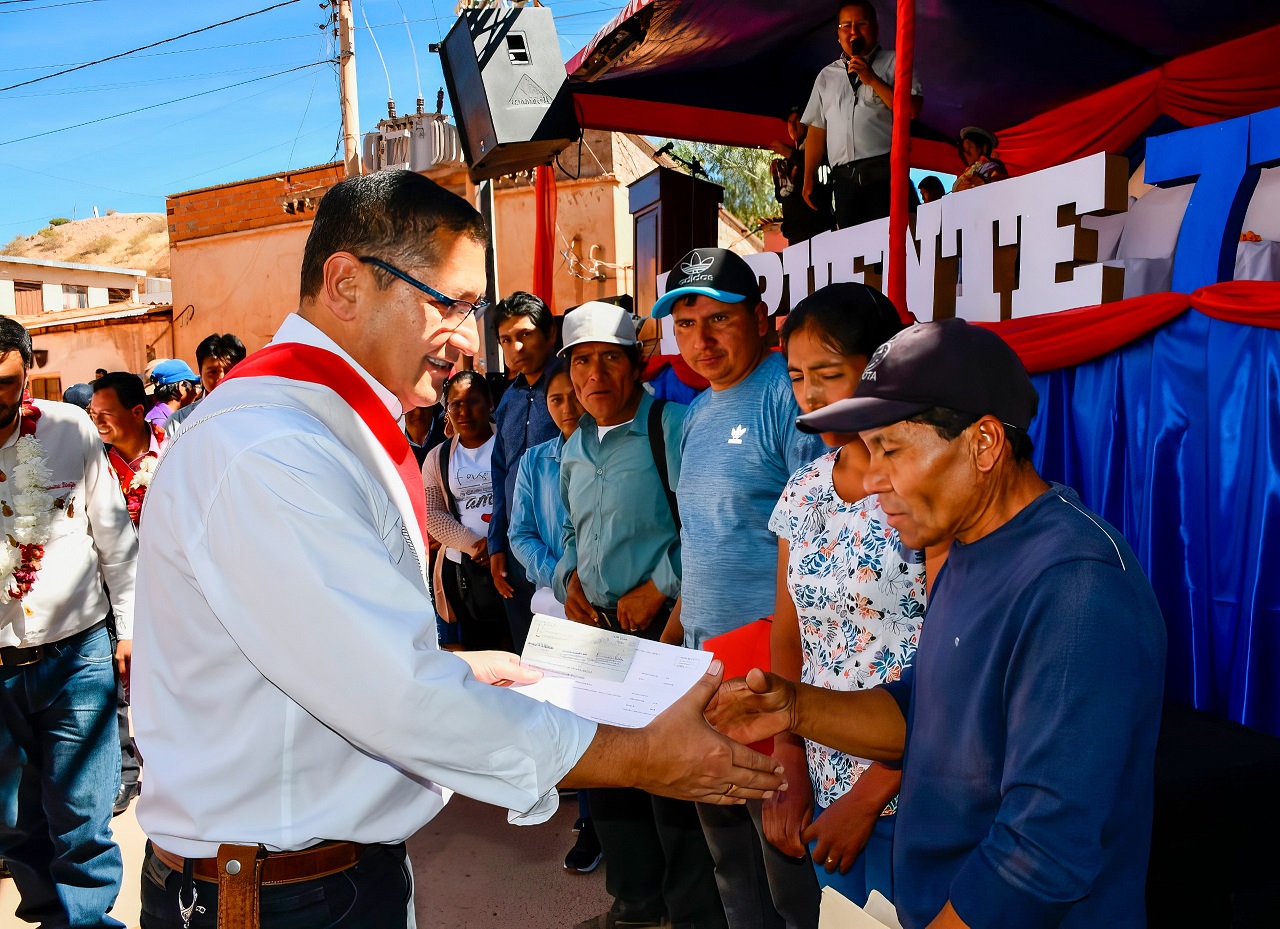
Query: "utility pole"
336 0 361 176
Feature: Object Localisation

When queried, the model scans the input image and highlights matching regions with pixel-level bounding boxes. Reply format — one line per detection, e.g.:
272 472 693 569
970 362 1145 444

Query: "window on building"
107 287 132 304
62 284 89 310
28 376 62 401
13 281 42 316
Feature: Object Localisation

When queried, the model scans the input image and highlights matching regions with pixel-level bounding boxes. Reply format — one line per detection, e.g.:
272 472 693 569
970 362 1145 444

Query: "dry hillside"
2 212 169 278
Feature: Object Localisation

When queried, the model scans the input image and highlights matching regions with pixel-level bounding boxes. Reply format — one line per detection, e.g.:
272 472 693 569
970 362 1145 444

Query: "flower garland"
0 402 55 604
107 423 163 526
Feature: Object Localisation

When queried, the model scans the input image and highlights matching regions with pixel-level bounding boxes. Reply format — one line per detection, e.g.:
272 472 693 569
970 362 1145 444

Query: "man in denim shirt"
487 292 560 651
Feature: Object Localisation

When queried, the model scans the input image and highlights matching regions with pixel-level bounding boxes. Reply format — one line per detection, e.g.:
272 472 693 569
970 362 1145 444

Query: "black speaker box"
441 5 580 182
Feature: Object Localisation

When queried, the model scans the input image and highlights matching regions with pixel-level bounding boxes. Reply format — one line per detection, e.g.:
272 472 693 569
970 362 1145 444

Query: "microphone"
654 141 675 157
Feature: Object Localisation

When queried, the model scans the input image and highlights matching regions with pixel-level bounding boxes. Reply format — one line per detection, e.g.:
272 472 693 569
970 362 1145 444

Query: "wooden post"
336 0 362 176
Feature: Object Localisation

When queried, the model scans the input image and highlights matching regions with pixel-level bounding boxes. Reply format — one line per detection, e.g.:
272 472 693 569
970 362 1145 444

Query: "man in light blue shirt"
552 301 725 929
653 247 826 929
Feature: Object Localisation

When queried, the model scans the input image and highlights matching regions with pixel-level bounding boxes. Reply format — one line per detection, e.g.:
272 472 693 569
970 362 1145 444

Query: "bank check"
514 614 713 728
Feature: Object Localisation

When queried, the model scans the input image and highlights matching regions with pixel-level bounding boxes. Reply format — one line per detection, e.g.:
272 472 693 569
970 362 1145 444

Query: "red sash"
221 343 429 545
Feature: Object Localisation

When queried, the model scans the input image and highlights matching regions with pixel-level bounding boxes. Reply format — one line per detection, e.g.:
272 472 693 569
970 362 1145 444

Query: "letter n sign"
1146 108 1280 293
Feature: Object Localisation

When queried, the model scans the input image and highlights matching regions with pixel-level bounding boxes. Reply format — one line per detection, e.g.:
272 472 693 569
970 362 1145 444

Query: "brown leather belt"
152 841 365 885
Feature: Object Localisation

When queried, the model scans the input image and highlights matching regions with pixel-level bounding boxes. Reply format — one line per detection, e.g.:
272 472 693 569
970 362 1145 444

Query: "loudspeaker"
441 5 580 182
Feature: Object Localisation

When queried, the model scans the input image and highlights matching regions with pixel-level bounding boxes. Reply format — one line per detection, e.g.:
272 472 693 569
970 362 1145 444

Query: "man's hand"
470 539 490 567
457 650 542 687
802 174 818 211
115 639 132 699
847 54 874 81
616 579 668 632
705 668 798 746
563 571 596 625
621 660 787 804
762 738 813 857
489 551 514 598
803 786 879 874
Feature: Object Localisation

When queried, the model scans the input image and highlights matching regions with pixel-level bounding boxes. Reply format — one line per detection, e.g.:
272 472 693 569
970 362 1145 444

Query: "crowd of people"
770 1 1009 245
0 162 1167 929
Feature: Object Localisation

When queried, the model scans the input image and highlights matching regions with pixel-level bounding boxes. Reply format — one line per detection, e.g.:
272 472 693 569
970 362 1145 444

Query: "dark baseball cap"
650 247 762 319
797 318 1038 434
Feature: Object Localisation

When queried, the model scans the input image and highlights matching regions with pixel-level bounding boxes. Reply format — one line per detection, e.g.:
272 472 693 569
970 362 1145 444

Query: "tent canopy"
566 0 1280 173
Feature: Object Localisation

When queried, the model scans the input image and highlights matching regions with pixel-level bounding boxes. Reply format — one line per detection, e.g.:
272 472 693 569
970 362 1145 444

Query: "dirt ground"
0 792 610 929
2 213 169 278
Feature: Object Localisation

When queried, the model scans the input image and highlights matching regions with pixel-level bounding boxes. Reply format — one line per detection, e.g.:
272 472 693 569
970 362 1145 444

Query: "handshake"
558 661 800 804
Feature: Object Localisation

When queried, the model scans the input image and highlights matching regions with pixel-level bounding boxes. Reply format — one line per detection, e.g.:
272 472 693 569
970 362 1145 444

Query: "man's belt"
151 841 366 886
829 153 891 183
154 841 367 929
0 620 108 668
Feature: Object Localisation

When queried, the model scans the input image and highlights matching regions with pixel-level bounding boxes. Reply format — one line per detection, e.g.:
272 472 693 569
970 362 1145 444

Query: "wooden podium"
628 166 725 317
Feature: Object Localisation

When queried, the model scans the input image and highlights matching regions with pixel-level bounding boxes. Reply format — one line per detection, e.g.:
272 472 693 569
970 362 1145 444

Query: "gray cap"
558 301 640 357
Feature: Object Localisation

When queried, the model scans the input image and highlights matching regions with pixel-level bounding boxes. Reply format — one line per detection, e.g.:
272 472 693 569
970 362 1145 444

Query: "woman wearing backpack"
423 371 512 652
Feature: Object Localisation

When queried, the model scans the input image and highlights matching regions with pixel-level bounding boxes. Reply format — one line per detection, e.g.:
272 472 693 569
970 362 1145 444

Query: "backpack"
647 399 681 533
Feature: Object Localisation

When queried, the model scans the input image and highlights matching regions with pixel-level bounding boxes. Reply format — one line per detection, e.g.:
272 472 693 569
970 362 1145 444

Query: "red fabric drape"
533 165 557 311
994 24 1280 177
887 0 916 320
976 281 1280 373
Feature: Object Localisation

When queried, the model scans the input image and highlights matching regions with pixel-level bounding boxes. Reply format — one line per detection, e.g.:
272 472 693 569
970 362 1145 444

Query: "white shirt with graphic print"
770 448 927 809
446 435 495 563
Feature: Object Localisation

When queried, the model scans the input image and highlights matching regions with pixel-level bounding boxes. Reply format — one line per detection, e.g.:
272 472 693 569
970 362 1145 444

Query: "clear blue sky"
0 0 621 239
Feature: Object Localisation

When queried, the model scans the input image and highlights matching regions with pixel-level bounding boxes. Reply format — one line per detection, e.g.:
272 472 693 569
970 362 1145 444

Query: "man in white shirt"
90 371 162 815
0 317 139 929
801 1 923 229
131 169 782 929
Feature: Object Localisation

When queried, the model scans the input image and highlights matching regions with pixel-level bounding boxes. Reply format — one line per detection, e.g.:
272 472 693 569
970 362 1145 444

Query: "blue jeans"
808 803 895 907
0 622 124 928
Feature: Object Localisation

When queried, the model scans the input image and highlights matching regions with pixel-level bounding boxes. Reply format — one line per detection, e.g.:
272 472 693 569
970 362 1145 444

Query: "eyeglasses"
358 257 489 327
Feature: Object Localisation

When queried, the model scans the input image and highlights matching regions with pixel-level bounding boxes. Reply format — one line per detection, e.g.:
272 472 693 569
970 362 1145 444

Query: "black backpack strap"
438 439 460 518
647 398 681 533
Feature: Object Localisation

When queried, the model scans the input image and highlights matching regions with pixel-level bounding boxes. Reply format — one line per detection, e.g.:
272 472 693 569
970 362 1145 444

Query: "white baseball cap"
558 301 640 357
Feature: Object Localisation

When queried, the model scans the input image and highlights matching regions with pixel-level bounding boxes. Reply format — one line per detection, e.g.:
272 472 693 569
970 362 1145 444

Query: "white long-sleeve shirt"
0 399 137 647
132 315 596 858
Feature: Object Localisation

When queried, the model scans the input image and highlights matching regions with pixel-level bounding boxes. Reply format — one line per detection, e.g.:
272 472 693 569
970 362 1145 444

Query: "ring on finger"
725 783 739 796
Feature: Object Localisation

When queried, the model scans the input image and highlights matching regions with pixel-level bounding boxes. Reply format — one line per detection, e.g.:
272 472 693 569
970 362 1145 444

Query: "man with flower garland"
0 316 140 928
91 371 162 815
130 170 783 929
92 372 163 528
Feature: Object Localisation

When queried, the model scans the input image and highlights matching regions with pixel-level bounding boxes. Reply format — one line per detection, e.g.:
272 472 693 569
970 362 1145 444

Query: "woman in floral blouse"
765 283 946 907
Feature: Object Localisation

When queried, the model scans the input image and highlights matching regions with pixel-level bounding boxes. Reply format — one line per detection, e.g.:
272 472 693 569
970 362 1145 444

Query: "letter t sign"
1146 111 1280 293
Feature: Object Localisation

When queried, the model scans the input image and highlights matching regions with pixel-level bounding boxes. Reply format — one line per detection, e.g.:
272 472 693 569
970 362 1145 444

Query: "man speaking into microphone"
801 1 923 228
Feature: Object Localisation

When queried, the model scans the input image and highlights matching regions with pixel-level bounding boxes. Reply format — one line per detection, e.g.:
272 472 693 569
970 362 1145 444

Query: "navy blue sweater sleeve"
948 559 1165 929
487 427 511 554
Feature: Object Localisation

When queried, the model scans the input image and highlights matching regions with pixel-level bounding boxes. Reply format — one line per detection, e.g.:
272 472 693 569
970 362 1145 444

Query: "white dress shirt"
133 314 597 858
801 49 922 165
0 399 137 648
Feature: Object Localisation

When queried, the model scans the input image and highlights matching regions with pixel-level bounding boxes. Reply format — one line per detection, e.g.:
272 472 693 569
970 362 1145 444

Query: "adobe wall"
32 317 175 389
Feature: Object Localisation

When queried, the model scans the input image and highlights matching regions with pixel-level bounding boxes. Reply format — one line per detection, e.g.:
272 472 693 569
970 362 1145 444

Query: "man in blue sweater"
708 318 1166 929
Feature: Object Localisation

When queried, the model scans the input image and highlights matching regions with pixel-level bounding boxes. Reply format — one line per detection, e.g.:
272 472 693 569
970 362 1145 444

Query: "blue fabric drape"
1028 311 1280 735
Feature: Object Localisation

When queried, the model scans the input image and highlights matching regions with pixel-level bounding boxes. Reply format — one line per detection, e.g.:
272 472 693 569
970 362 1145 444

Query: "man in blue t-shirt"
709 319 1167 929
652 247 826 929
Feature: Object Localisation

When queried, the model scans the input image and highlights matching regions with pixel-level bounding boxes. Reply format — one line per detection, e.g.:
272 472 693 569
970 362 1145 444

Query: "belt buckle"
1 646 43 668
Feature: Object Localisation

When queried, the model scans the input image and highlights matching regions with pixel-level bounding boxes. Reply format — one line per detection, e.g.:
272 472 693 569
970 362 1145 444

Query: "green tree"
665 141 777 229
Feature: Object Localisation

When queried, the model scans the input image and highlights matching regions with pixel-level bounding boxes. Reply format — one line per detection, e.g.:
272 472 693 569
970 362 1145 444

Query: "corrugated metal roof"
23 303 171 331
0 254 146 277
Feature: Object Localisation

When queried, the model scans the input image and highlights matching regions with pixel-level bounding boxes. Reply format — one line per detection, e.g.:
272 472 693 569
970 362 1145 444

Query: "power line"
0 0 110 11
0 60 333 148
0 0 303 93
1 62 320 99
